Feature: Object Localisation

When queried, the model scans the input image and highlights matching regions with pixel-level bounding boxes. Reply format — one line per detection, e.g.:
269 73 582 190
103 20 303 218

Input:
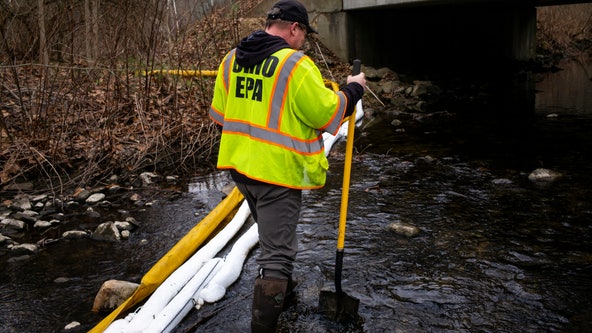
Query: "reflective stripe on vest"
209 50 236 125
222 121 321 155
267 51 305 130
222 49 235 94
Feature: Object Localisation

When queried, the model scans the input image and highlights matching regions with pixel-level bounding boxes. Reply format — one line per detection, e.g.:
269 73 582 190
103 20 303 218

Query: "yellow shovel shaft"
337 58 361 251
337 114 356 250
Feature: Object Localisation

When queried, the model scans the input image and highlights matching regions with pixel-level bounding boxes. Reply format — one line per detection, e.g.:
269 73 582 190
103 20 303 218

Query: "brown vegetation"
537 3 592 58
1 1 590 194
1 0 258 192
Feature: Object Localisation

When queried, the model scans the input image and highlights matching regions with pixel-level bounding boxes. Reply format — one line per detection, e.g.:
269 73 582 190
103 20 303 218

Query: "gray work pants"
235 182 302 279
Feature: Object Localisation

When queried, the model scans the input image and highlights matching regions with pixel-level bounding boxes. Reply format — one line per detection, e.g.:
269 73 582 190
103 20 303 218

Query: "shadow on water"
1 57 591 332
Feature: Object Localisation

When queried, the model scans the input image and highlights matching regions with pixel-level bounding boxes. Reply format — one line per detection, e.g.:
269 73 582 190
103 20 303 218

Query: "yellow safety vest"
210 48 348 189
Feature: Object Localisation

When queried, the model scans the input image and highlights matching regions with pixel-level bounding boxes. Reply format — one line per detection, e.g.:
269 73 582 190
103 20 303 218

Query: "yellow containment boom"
140 69 218 77
88 187 244 333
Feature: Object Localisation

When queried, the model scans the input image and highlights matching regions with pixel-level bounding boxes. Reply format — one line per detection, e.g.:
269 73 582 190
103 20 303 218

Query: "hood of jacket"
235 30 291 68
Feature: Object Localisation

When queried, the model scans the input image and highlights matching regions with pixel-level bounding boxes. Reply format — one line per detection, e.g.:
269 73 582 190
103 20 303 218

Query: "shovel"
318 59 361 323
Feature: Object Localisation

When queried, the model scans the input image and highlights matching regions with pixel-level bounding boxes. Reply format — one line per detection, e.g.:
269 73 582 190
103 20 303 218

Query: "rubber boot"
251 277 288 333
283 278 299 310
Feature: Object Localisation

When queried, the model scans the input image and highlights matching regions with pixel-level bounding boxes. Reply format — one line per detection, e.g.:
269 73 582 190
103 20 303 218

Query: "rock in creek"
85 193 106 204
64 321 81 330
91 222 121 242
11 210 38 223
528 168 562 182
92 279 139 312
62 230 90 239
0 233 13 245
386 221 420 237
10 243 39 254
1 218 27 231
33 220 56 229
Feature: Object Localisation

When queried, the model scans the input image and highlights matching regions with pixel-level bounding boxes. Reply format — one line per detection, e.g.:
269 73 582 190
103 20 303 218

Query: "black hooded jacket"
235 30 363 118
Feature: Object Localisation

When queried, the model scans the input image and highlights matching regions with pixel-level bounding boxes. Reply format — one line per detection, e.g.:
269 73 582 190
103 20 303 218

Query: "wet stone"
10 243 39 255
30 194 48 202
107 184 122 193
12 210 38 223
62 230 89 239
0 234 12 245
86 193 106 204
114 221 134 231
125 216 138 225
92 279 140 312
85 208 101 219
33 220 52 229
64 321 81 330
1 218 27 230
66 201 80 209
74 188 92 202
492 178 513 185
92 222 121 242
11 197 31 211
54 277 68 283
528 168 562 182
386 221 420 237
98 200 112 208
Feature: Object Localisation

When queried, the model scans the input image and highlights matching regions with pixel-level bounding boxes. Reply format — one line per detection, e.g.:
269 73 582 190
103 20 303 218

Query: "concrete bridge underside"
249 0 588 77
345 4 536 76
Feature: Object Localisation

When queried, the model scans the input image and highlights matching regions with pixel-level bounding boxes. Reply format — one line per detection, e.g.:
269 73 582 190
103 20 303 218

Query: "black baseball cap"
267 0 318 34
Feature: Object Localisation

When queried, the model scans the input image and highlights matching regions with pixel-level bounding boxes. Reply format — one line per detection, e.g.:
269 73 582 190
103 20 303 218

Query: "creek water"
1 56 591 333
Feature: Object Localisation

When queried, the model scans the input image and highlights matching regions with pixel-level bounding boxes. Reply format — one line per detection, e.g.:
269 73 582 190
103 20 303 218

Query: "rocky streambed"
0 172 185 264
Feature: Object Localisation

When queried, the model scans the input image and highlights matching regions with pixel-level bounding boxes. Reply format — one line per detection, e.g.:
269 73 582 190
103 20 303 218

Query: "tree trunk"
84 0 100 64
92 0 99 62
85 0 92 63
38 0 48 66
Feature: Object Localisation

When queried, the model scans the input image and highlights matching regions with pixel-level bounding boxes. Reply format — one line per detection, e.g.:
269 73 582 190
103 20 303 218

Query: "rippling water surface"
1 58 591 332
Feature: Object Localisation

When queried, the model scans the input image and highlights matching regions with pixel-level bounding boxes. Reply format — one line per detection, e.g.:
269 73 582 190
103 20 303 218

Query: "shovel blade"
318 290 360 323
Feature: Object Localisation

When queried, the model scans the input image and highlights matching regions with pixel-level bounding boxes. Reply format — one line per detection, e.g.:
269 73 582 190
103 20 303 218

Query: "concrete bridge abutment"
249 0 351 65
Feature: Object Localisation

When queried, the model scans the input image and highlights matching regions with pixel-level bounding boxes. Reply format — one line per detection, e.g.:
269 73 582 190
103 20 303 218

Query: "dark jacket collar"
235 30 291 68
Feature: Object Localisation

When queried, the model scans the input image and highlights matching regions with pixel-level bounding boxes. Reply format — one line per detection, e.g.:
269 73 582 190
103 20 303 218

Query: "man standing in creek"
209 1 366 331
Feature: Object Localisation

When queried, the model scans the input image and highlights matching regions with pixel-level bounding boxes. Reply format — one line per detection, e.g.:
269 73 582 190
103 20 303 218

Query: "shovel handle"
335 59 361 294
352 59 361 76
337 59 360 251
